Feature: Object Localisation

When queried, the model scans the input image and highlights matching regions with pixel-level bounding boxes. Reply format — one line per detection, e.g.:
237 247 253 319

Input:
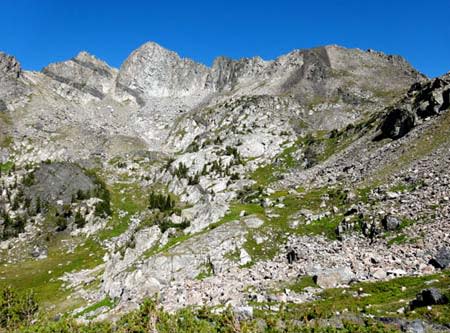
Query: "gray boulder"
409 288 448 309
382 215 401 231
313 267 354 288
429 247 450 269
380 105 416 139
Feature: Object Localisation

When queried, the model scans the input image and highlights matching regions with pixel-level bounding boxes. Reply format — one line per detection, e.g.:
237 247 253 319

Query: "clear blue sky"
1 0 449 77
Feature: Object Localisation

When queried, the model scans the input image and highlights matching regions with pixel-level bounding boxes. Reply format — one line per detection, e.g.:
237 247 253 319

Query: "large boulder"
380 105 416 139
313 267 354 288
429 247 450 269
382 215 401 231
409 288 448 309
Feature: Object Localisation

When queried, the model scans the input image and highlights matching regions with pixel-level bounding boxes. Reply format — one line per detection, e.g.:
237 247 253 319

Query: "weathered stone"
313 267 354 288
382 215 401 231
380 105 416 139
429 247 450 269
409 288 448 309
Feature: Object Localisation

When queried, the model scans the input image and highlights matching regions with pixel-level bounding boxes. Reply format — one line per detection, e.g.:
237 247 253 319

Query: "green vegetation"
9 270 450 332
6 296 400 333
99 182 149 240
286 275 316 293
273 270 450 327
0 161 14 173
148 191 175 212
85 169 112 217
240 187 346 263
0 286 38 331
0 237 104 315
75 297 116 319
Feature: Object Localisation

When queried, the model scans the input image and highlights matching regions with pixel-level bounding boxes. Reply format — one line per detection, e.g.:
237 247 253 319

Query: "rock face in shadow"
380 73 450 139
24 162 98 205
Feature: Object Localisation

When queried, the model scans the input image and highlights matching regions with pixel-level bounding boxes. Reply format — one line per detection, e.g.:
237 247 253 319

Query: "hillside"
0 43 449 332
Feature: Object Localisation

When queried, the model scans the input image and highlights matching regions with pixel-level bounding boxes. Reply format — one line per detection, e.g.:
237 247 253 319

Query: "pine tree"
74 209 86 228
35 197 41 215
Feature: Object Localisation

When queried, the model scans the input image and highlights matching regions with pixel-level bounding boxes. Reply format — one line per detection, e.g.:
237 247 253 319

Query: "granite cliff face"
1 42 449 331
115 42 210 104
112 42 425 108
0 52 29 110
42 51 118 103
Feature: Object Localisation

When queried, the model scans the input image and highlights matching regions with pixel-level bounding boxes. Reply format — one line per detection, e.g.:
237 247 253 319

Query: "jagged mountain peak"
115 41 210 102
72 50 116 71
0 51 22 78
39 50 117 103
113 41 425 105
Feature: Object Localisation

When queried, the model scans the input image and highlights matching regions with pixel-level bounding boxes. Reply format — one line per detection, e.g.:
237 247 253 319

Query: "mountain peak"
0 51 21 78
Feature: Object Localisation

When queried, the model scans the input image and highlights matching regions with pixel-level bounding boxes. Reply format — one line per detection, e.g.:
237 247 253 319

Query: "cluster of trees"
85 170 112 218
148 191 175 213
0 164 111 240
0 174 36 240
147 191 190 233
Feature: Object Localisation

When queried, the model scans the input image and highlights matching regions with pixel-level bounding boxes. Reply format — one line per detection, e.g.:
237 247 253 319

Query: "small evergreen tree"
74 209 86 228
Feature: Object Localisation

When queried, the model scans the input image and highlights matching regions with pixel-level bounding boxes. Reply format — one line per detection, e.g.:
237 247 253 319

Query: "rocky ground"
0 43 449 332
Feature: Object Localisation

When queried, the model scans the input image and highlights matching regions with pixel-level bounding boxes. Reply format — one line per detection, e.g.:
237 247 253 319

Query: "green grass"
0 161 14 172
286 275 316 293
75 297 116 318
373 110 450 183
254 270 450 327
0 236 104 315
240 187 348 264
99 182 149 240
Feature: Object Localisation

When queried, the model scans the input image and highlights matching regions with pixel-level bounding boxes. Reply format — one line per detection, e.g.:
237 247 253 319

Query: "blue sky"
0 0 449 77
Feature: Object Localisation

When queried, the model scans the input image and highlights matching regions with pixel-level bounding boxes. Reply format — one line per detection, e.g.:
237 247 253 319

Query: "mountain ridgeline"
0 43 449 332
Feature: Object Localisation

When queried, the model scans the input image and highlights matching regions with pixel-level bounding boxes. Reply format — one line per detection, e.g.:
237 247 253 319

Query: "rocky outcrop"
380 73 450 139
0 52 29 108
24 162 99 205
42 51 117 102
114 42 210 104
